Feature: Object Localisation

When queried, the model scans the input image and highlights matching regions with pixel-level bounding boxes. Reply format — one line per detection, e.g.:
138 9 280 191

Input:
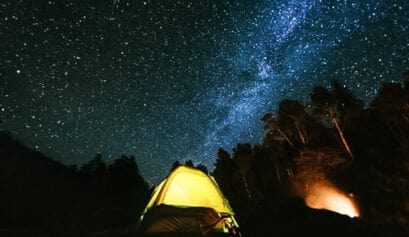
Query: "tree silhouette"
262 113 294 147
213 148 235 198
170 160 181 172
310 84 354 160
371 82 409 140
403 69 409 94
232 143 256 201
195 164 208 173
277 99 308 145
185 159 194 167
331 80 365 132
80 153 106 174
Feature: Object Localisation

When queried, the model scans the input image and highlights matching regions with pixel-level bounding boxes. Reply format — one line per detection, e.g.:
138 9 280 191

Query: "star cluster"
1 0 408 183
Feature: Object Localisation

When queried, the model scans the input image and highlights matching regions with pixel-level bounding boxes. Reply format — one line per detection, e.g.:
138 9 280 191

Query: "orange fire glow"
304 181 360 218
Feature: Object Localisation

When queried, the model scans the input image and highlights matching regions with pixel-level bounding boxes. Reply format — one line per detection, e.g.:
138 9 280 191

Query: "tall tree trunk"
264 116 294 146
240 174 252 200
274 159 282 185
328 107 354 160
294 120 306 145
273 124 294 147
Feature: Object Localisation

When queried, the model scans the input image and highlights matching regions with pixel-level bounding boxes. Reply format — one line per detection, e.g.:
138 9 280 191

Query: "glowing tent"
137 166 240 236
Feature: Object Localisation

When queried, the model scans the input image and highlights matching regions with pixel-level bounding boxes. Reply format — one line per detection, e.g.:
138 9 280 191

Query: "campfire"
304 181 360 218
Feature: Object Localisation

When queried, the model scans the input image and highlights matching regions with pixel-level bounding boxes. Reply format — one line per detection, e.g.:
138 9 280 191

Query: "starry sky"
1 0 408 184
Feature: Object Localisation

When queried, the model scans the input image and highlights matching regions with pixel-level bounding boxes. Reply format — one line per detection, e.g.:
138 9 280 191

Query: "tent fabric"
137 166 239 236
139 205 222 234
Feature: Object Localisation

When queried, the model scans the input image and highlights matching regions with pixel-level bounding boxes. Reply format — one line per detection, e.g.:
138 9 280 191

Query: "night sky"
1 0 408 184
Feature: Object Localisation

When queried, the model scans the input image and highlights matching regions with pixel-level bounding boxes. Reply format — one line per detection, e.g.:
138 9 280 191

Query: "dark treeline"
0 132 150 236
1 72 409 236
212 73 409 237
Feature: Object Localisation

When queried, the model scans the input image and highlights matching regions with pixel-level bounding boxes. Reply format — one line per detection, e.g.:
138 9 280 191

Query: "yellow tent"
137 166 240 236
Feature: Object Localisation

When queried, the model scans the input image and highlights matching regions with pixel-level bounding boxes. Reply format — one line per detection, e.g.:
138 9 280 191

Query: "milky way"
1 0 408 183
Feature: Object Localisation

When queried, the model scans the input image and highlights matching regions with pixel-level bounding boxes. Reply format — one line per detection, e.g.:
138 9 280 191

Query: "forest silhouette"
1 72 409 237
